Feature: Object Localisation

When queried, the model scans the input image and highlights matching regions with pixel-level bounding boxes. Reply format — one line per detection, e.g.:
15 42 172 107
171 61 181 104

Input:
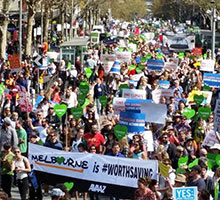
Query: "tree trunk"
25 7 35 57
0 18 9 60
43 5 50 42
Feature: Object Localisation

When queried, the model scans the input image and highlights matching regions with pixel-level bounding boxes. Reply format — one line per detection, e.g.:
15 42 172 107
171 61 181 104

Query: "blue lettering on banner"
147 59 164 71
203 73 220 88
119 111 145 134
125 99 152 113
173 187 197 200
158 80 170 89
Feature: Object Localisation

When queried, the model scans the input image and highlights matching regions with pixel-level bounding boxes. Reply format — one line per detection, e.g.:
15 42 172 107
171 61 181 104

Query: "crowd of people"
0 19 220 200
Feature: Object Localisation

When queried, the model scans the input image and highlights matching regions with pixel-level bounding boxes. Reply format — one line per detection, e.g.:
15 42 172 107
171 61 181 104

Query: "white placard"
200 59 215 72
202 130 219 147
116 51 131 63
141 102 167 124
122 89 146 99
152 89 173 104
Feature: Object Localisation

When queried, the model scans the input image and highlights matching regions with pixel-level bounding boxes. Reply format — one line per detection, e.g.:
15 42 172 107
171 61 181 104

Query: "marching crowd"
0 19 220 200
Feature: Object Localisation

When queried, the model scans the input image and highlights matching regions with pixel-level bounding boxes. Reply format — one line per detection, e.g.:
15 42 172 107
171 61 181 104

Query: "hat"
102 120 112 127
185 136 193 144
191 165 202 174
175 174 186 183
51 188 65 197
210 143 220 151
3 117 12 125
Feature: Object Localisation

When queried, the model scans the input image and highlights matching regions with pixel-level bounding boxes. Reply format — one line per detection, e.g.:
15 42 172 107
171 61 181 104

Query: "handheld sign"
54 104 67 118
173 187 198 200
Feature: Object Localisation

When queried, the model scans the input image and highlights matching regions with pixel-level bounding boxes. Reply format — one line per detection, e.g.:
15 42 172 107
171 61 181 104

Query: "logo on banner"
88 184 107 193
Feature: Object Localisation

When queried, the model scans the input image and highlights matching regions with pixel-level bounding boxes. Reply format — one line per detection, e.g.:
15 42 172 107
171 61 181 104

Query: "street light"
211 0 216 60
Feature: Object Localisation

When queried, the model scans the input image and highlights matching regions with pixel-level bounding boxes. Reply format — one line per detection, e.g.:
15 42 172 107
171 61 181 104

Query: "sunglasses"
15 151 20 153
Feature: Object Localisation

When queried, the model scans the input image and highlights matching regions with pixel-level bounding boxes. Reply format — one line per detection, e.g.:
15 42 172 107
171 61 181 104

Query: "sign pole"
19 0 22 62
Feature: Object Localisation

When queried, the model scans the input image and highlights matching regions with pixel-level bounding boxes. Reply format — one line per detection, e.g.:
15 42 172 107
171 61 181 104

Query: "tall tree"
0 0 13 59
25 0 42 57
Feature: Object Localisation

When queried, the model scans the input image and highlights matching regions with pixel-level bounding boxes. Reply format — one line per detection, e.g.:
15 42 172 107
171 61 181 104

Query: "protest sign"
141 102 167 124
202 130 219 147
113 98 126 114
173 187 198 200
158 161 170 178
200 60 215 72
203 73 220 88
158 80 170 89
122 89 146 99
116 51 131 63
18 91 32 112
164 62 178 71
110 61 120 74
152 89 173 104
8 54 21 71
214 99 220 131
119 111 145 134
125 99 152 113
161 46 170 55
147 59 164 71
187 90 212 105
101 54 116 63
113 98 152 114
192 48 202 56
29 143 158 199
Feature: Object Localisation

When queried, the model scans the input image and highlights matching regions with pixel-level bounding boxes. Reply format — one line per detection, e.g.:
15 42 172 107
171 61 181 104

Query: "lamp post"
211 0 216 60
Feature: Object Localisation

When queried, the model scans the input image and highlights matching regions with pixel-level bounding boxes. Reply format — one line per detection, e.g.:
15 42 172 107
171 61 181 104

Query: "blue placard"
147 59 164 71
119 111 145 134
159 80 170 89
125 99 152 113
173 187 197 200
203 73 220 88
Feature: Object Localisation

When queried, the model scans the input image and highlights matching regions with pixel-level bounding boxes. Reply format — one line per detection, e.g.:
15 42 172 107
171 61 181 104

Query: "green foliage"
101 0 147 21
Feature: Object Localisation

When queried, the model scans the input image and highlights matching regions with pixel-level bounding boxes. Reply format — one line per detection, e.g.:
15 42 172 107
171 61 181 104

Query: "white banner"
141 102 167 124
200 59 215 72
29 144 158 188
122 89 146 99
116 51 131 63
152 89 173 104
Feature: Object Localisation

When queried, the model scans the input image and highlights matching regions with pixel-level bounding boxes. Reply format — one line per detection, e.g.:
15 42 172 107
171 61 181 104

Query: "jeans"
96 98 102 115
17 177 29 200
1 174 13 197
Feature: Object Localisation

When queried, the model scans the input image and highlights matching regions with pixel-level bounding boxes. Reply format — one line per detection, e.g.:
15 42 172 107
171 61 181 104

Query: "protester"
11 147 31 200
0 143 14 198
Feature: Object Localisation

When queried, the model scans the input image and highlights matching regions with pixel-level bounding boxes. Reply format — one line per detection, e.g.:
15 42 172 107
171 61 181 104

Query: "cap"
3 117 12 125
